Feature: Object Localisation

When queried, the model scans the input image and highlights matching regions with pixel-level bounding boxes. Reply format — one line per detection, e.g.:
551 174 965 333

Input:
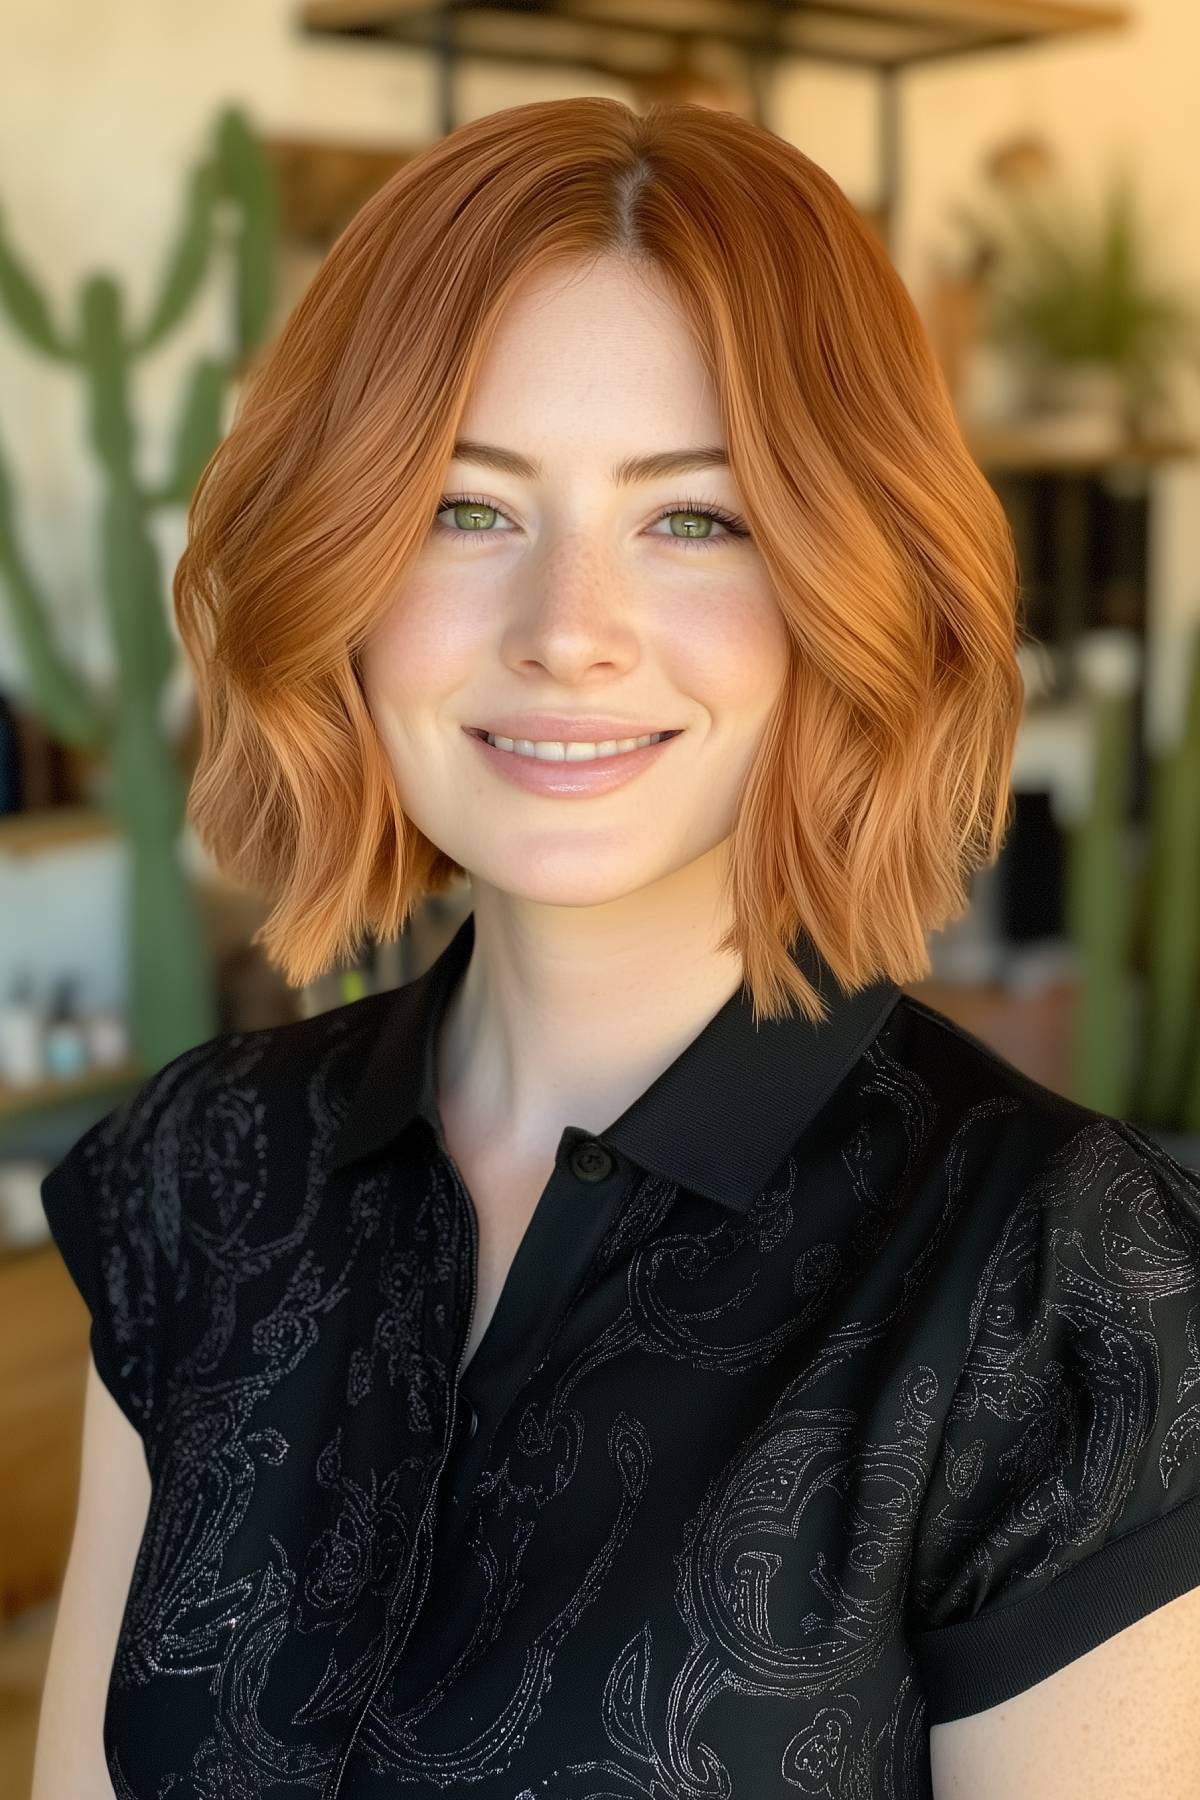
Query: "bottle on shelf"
0 970 44 1086
43 974 89 1079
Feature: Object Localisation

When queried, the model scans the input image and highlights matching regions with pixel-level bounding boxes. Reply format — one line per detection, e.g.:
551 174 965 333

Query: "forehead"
457 257 723 458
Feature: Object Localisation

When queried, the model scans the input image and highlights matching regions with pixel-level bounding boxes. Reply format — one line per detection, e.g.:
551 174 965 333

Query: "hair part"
173 95 1025 1025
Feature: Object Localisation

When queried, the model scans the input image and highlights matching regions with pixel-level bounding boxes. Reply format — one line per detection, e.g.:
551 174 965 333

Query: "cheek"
359 586 484 711
664 586 788 708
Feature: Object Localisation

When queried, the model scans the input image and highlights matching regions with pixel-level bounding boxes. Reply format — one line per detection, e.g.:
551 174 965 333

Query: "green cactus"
1066 622 1200 1130
0 106 278 1075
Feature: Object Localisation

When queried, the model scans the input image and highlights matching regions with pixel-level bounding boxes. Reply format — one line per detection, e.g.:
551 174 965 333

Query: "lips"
464 721 682 794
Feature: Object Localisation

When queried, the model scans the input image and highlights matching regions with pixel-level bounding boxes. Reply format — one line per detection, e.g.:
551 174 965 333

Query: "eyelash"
431 492 749 552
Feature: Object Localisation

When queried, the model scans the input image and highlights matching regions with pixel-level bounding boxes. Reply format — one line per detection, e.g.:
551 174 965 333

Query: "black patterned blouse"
40 907 1200 1799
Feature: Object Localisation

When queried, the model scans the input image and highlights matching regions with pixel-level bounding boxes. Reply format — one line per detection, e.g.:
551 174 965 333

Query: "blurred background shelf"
0 1057 141 1125
965 426 1197 470
0 806 118 858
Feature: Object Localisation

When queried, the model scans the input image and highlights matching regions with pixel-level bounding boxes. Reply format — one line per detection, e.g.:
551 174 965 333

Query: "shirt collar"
325 907 902 1213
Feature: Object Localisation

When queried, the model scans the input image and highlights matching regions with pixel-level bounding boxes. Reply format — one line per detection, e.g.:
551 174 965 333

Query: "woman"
34 96 1200 1799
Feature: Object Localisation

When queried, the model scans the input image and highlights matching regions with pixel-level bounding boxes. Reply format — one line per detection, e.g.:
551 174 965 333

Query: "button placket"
441 1133 625 1523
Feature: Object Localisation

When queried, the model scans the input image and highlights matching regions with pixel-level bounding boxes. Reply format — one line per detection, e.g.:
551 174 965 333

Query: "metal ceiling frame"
296 0 1130 257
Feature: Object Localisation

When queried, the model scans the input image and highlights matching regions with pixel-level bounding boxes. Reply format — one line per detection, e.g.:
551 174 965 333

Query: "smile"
463 726 683 796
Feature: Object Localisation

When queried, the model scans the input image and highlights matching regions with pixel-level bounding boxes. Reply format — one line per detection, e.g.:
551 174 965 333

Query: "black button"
569 1139 613 1182
460 1398 478 1440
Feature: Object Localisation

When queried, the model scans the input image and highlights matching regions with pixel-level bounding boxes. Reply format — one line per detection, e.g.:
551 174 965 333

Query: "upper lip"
466 715 683 743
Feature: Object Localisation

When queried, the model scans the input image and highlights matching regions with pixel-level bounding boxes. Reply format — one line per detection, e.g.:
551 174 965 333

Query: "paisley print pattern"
39 910 1200 1796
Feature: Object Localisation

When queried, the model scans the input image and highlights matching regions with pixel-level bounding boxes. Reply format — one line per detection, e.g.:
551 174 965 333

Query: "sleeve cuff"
909 1488 1200 1724
41 1155 144 1439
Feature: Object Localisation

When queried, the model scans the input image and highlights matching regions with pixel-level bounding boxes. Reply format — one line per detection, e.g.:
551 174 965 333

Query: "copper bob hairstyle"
174 95 1025 1027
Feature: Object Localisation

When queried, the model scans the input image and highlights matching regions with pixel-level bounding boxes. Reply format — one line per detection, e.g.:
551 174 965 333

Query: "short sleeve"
906 1115 1200 1724
40 1063 188 1445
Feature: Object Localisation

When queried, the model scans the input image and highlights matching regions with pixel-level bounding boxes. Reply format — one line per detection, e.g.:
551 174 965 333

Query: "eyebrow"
450 439 730 487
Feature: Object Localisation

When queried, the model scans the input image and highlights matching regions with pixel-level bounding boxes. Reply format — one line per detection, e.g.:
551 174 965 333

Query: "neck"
436 850 746 1160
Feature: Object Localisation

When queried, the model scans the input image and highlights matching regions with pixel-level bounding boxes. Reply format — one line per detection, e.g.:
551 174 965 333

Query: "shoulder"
38 993 396 1443
879 989 1187 1146
863 990 1083 1187
875 991 1200 1241
57 990 393 1240
881 990 1085 1124
165 986 391 1154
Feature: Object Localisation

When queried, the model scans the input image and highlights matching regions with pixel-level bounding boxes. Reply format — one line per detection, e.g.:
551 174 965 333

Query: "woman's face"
359 252 791 910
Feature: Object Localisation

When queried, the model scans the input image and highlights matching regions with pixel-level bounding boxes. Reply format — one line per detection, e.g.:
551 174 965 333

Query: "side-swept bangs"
173 95 1024 1024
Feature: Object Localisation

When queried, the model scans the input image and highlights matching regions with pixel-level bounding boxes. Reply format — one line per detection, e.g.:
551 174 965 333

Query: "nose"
502 537 641 680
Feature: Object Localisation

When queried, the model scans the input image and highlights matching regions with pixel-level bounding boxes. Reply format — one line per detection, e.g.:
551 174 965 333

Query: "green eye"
436 497 502 532
431 492 749 550
663 510 717 539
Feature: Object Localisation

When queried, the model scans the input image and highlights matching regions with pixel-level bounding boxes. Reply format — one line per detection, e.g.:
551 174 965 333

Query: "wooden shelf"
965 425 1197 473
0 807 118 859
0 1058 141 1125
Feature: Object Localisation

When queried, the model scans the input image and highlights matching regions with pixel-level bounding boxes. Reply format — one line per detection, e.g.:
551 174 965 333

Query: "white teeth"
483 732 669 760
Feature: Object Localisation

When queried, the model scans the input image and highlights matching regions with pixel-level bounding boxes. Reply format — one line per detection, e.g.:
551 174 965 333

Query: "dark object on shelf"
0 691 85 816
995 462 1154 820
999 465 1150 654
998 790 1065 942
0 689 19 815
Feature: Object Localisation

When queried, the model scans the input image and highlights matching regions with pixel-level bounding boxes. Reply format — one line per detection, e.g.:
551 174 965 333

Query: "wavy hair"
173 95 1025 1025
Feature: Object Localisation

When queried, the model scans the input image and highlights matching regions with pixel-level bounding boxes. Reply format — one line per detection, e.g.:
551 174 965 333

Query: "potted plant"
960 161 1200 451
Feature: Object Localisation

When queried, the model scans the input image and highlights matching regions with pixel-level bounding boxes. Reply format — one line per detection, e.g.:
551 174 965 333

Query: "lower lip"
463 729 682 796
